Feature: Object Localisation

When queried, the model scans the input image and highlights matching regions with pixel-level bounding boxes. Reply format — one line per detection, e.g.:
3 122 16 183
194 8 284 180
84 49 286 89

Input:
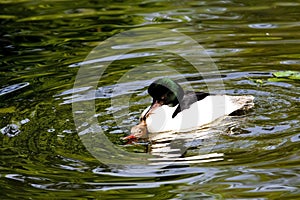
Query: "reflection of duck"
124 78 254 141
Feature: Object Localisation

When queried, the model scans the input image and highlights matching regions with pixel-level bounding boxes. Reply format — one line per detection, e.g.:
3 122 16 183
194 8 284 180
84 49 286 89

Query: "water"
1 0 300 199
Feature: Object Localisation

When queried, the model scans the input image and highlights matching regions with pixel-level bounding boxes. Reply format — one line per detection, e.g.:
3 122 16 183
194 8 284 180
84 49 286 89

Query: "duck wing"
172 91 210 118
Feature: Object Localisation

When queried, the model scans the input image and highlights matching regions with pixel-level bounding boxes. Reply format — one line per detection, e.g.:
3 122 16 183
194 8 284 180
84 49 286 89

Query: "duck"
123 78 254 141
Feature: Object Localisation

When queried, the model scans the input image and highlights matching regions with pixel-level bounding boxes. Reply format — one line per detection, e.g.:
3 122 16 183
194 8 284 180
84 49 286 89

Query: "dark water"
1 0 300 199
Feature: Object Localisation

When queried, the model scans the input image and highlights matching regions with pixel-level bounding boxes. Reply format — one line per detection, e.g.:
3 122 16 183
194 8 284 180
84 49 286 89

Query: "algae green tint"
1 0 300 199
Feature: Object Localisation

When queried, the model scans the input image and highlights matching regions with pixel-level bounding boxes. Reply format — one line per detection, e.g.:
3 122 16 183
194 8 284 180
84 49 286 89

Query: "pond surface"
1 0 300 199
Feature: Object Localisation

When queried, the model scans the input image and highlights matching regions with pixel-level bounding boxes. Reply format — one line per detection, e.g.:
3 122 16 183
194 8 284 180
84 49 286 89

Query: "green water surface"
1 0 300 199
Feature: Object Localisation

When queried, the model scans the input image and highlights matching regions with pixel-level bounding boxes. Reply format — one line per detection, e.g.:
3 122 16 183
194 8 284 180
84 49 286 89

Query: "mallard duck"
124 78 254 141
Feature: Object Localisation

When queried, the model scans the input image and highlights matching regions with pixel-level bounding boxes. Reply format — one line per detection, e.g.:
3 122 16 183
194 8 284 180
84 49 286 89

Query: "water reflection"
1 0 300 199
0 82 29 96
248 23 277 29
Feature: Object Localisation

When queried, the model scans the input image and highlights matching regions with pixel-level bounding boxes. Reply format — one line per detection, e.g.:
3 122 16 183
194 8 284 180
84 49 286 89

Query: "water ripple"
0 82 29 96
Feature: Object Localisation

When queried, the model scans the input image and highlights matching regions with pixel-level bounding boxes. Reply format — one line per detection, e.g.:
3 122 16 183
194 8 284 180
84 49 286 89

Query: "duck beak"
122 123 148 142
122 134 137 141
142 100 162 120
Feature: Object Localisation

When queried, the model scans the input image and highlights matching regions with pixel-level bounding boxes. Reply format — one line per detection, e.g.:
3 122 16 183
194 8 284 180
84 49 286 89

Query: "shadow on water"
1 0 300 199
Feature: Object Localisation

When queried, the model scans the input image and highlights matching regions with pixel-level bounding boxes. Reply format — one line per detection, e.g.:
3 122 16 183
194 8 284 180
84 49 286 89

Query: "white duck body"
142 95 254 133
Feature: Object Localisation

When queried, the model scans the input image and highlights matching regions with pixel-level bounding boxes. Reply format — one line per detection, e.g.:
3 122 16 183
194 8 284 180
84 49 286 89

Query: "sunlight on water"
0 0 300 199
